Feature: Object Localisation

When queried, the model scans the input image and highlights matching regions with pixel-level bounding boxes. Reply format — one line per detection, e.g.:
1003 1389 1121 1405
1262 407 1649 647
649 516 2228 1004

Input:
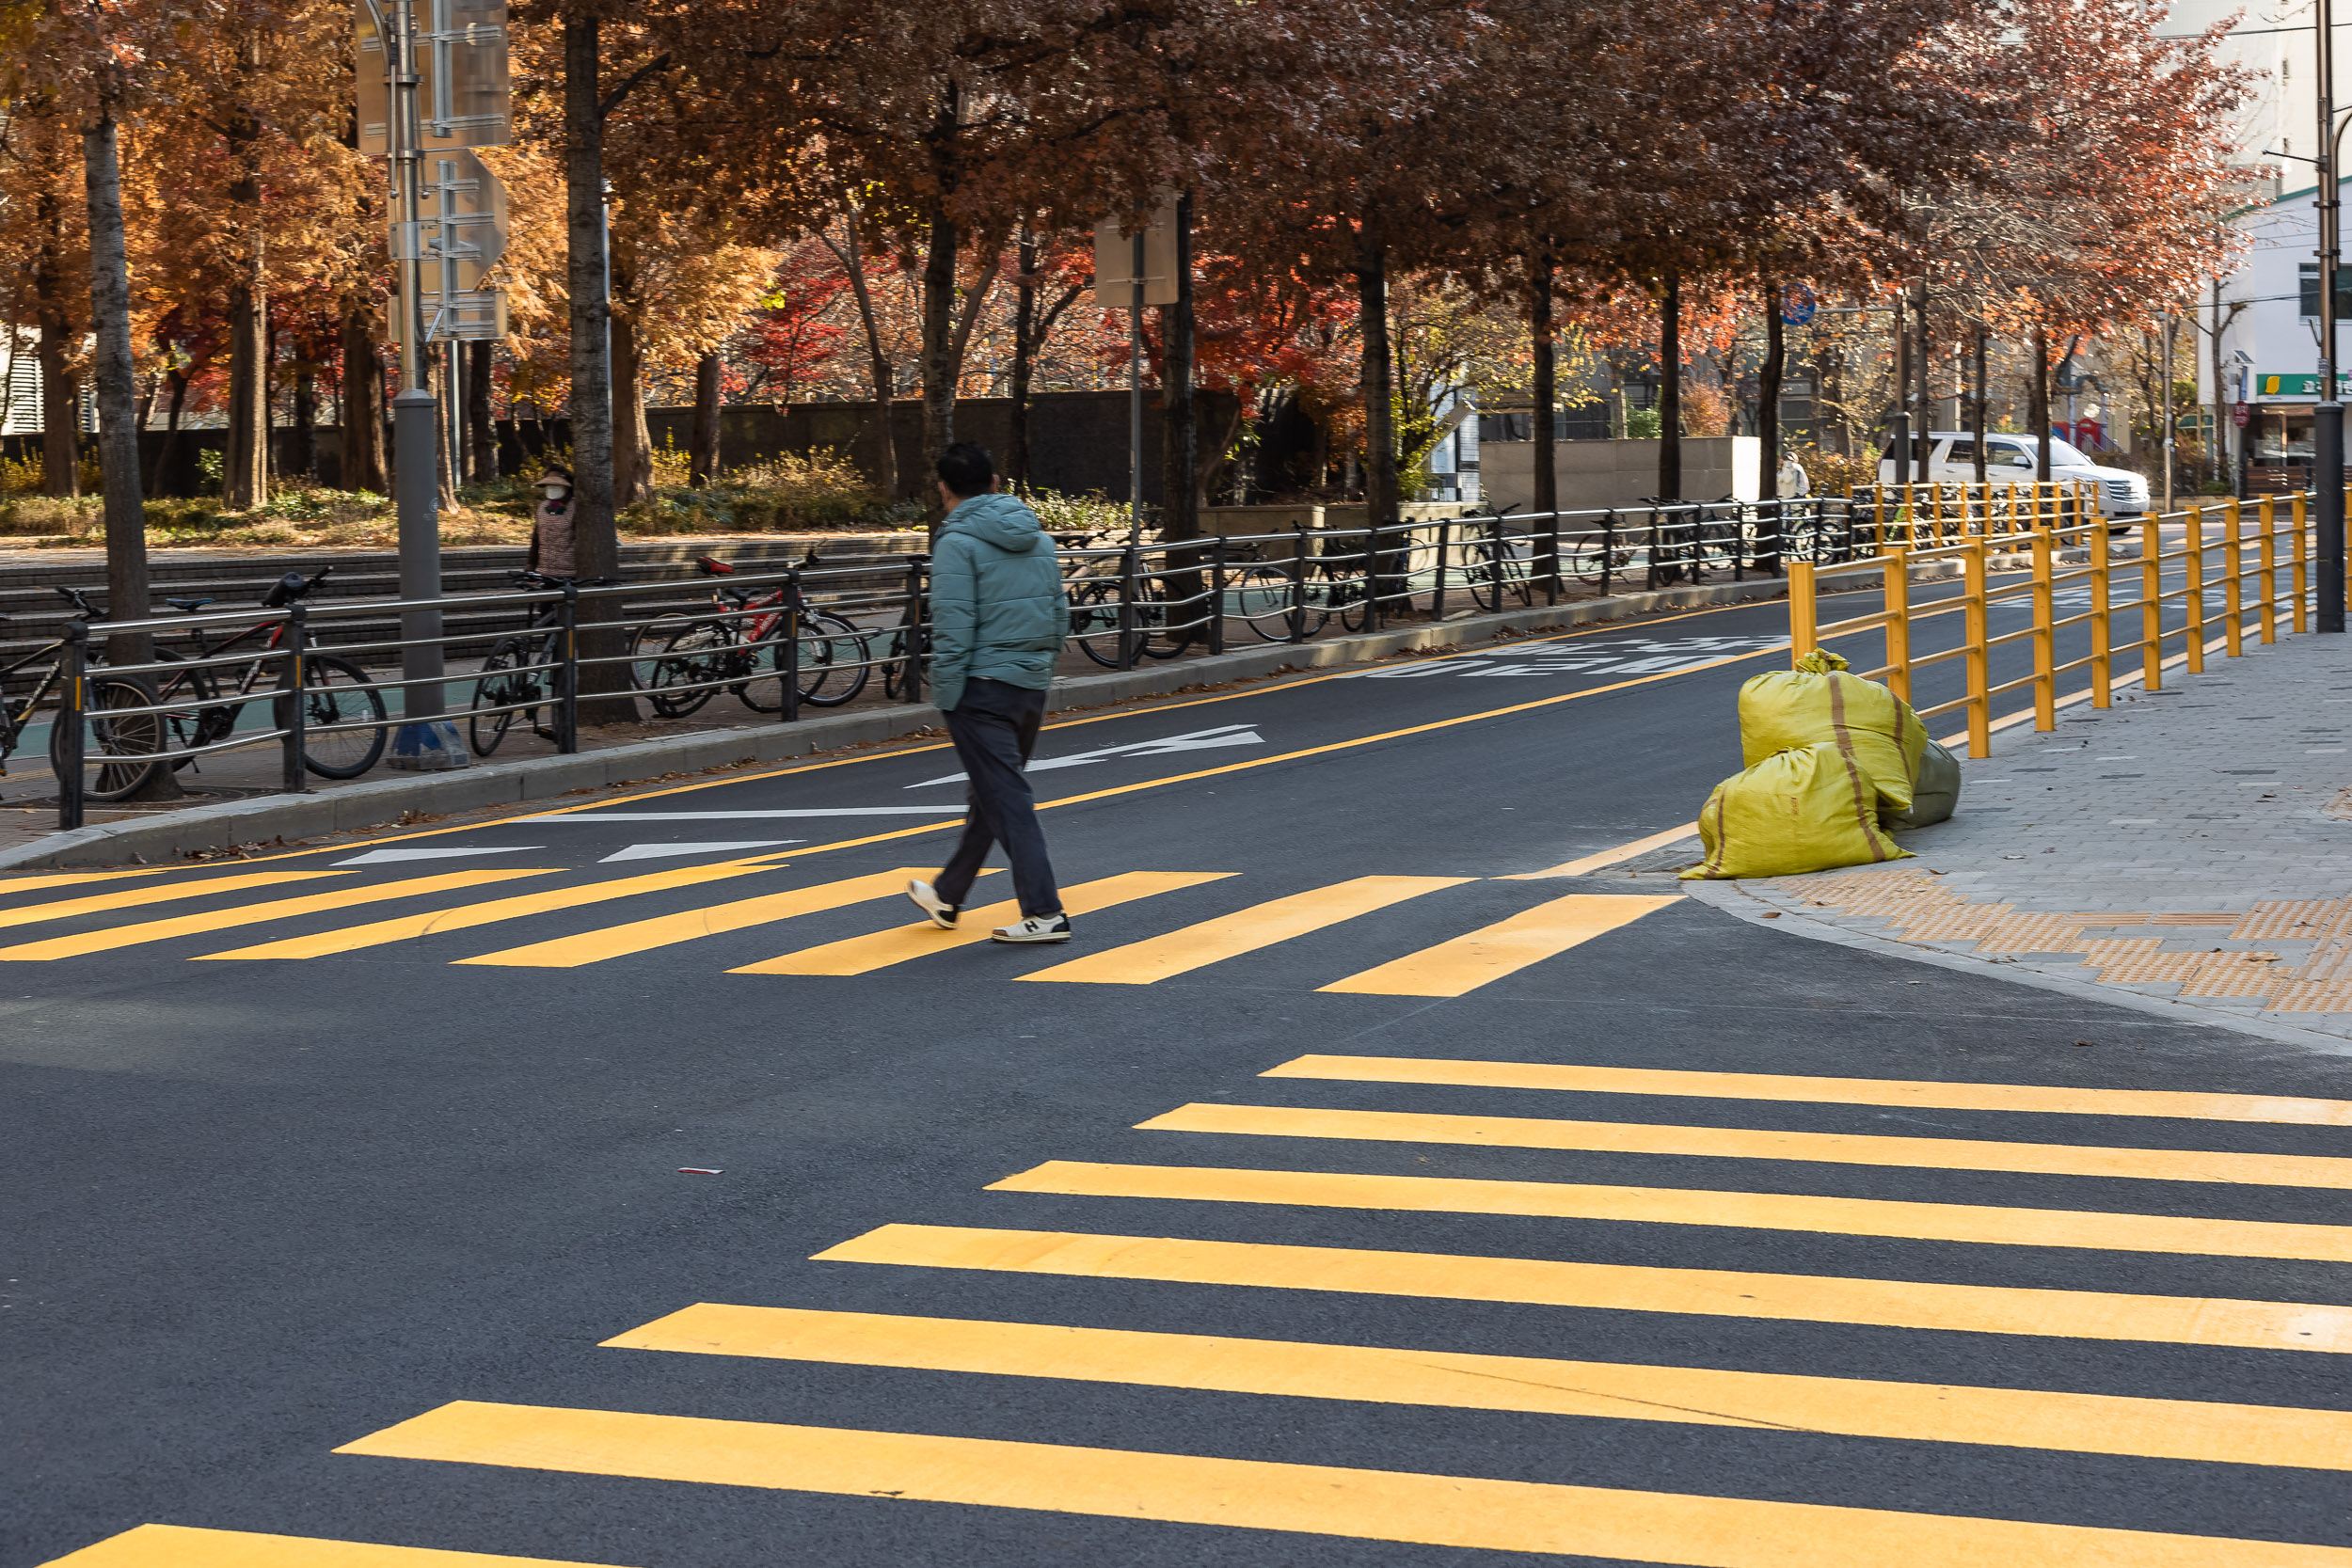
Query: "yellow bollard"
1883 546 1911 704
2090 520 2112 707
1963 538 1991 758
2293 491 2310 634
2140 515 2164 691
2222 498 2243 657
2184 503 2205 673
2258 495 2279 644
1788 560 1818 664
2030 528 2056 730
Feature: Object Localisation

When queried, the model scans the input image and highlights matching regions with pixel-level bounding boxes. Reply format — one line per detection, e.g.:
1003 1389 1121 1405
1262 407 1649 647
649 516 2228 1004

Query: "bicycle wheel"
1232 565 1307 642
1465 546 1504 613
51 674 166 800
289 654 388 779
796 611 871 708
629 614 692 698
469 639 527 756
1135 576 1194 660
149 649 230 769
1067 578 1130 668
642 618 727 719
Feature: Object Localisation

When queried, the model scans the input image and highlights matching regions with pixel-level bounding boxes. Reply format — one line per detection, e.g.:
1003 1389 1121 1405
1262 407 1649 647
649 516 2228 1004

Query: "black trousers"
934 678 1062 918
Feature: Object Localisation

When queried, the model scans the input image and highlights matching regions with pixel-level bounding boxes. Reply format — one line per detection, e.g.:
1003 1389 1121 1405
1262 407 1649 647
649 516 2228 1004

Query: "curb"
0 567 1858 872
1677 878 2352 1058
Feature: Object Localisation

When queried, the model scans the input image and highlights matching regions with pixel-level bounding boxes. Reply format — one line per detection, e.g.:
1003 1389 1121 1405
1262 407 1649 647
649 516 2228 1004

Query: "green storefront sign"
2255 372 2352 399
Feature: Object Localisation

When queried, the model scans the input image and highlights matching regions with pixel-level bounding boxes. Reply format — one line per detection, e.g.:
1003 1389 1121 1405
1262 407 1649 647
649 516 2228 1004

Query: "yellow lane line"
812 1223 2352 1354
1019 876 1471 987
0 870 552 961
191 864 774 959
730 872 1233 975
37 1524 634 1567
1263 1054 2352 1127
335 1401 2352 1564
453 866 966 969
991 1160 2352 1262
604 1303 2352 1470
1319 893 1680 995
0 870 345 930
1136 1102 2352 1190
1500 826 1701 880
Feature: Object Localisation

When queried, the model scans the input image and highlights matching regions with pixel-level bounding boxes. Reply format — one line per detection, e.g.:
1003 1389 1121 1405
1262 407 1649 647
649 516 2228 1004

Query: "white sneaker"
905 879 959 929
992 912 1073 943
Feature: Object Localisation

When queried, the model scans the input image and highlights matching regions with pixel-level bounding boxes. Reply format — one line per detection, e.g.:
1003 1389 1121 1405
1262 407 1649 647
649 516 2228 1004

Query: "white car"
1879 430 2150 518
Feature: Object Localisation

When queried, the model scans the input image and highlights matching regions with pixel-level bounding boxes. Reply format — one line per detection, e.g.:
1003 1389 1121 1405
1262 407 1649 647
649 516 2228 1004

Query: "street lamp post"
2320 0 2345 631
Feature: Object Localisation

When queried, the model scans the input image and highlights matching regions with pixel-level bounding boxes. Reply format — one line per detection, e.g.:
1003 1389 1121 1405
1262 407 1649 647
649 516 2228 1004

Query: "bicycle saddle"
696 555 736 576
164 596 214 612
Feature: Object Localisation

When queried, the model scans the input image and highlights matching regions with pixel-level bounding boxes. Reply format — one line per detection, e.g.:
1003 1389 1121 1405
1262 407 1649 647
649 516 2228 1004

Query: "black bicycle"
151 569 388 779
0 587 167 800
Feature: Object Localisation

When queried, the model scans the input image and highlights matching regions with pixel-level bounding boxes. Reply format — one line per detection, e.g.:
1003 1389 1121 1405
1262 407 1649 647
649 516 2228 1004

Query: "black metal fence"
14 496 1883 831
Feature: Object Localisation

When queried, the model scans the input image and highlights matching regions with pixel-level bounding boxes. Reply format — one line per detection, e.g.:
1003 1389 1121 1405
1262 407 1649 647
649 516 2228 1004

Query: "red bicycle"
628 553 873 717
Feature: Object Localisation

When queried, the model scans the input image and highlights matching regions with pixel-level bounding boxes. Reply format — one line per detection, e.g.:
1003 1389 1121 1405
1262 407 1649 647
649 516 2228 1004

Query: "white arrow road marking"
519 808 971 820
906 724 1263 787
598 840 803 863
334 846 545 866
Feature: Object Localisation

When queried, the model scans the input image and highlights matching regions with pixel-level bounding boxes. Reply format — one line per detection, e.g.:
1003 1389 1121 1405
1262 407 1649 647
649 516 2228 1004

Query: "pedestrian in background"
528 465 577 578
904 443 1073 943
1776 451 1811 499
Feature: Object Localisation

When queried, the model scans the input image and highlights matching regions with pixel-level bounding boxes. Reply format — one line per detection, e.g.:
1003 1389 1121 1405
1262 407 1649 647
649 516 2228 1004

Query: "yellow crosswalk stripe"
605 1303 2352 1470
453 867 968 969
336 1401 2352 1565
990 1160 2352 1261
0 870 168 895
812 1223 2352 1354
1136 1102 2352 1190
0 870 344 931
0 870 551 961
1319 893 1680 995
195 864 771 960
38 1524 633 1567
1017 875 1471 986
731 872 1232 976
1263 1053 2352 1126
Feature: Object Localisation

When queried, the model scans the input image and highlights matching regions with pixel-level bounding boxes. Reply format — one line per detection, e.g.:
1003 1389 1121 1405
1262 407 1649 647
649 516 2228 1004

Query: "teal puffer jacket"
927 492 1069 713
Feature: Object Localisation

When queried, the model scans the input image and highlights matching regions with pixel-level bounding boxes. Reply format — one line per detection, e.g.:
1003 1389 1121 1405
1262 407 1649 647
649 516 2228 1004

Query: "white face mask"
539 485 568 499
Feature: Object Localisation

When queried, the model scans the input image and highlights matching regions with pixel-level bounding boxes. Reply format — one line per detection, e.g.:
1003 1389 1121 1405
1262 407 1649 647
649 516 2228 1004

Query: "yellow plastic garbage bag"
1681 742 1915 880
1739 650 1929 813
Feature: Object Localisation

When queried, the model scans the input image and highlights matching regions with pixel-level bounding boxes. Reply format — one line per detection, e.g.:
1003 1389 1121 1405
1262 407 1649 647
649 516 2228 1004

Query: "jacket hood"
944 491 1046 551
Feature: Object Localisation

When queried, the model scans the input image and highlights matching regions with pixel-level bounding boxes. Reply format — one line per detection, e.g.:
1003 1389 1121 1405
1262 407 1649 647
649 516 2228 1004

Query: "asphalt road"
9 594 2352 1568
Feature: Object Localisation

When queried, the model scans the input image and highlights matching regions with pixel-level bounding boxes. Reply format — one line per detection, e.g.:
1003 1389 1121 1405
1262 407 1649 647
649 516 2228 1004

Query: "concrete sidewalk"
1684 628 2352 1049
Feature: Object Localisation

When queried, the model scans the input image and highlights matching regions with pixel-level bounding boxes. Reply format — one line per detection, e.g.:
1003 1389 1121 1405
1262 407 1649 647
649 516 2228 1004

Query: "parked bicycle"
150 568 388 779
1459 514 1535 612
0 587 167 800
630 552 871 720
470 570 596 756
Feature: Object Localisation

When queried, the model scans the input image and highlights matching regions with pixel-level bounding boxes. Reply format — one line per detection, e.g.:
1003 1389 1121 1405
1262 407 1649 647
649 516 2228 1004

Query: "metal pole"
2321 0 2345 631
2162 309 2175 516
1130 230 1145 546
278 603 309 792
1891 291 1910 487
387 0 465 764
558 579 580 752
56 621 86 832
780 572 801 725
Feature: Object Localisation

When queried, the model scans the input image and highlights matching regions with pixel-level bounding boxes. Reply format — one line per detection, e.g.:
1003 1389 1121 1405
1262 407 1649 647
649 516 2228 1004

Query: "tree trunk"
834 215 898 503
434 343 457 508
918 200 959 533
1357 236 1398 533
150 368 187 496
612 309 651 504
1530 254 1556 519
36 307 79 499
83 99 153 670
1009 226 1038 493
291 357 318 482
1657 272 1682 500
467 340 496 482
2029 326 2053 483
224 283 267 510
1758 282 1783 503
564 10 631 716
1159 193 1198 539
1971 326 1988 484
690 351 722 486
339 298 389 493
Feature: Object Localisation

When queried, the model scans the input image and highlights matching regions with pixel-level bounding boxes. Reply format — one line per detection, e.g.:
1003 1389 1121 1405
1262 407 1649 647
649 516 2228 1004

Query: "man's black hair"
936 442 995 498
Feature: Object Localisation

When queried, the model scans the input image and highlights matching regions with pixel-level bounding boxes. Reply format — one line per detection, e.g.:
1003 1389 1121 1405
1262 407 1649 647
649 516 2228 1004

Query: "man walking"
905 443 1073 943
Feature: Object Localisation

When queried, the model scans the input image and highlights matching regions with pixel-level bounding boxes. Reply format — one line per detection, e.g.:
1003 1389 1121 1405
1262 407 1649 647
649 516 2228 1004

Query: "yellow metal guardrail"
1862 480 2101 545
1789 490 2321 758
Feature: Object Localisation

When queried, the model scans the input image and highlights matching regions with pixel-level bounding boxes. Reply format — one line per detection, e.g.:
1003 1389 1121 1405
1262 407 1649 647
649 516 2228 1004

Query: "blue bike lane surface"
10 581 2351 1568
